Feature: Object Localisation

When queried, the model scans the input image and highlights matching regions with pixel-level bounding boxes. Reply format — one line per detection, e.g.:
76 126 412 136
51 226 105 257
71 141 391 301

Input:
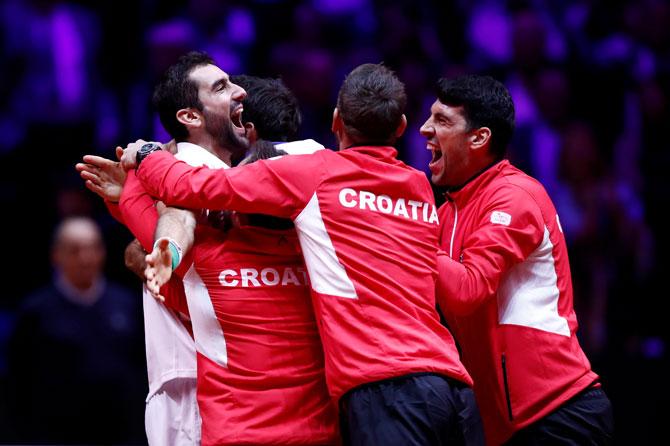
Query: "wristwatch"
136 142 163 167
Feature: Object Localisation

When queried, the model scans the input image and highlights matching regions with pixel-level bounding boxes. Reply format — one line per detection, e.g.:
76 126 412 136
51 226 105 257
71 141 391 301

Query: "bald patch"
53 217 102 248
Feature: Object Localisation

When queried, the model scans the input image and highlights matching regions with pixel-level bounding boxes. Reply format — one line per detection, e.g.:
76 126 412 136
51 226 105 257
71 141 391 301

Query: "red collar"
342 145 399 160
339 146 405 169
445 159 509 206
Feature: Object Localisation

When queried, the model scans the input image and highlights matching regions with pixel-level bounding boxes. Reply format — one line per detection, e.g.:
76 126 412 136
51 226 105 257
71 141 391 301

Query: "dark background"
1 0 668 443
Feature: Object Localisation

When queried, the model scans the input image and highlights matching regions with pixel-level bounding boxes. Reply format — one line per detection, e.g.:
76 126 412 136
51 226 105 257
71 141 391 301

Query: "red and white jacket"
117 142 229 401
166 225 337 445
137 146 473 400
436 160 599 445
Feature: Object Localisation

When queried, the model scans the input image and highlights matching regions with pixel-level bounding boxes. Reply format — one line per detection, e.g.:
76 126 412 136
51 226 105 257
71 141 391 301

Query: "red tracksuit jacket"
171 225 337 445
436 160 599 445
124 169 336 445
137 146 473 400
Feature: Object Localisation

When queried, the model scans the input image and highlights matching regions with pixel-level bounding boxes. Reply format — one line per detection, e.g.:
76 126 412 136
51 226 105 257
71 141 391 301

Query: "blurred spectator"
5 217 145 444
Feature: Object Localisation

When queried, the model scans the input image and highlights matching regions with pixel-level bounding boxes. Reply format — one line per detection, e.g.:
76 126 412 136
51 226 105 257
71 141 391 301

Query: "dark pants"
340 373 484 446
506 387 614 446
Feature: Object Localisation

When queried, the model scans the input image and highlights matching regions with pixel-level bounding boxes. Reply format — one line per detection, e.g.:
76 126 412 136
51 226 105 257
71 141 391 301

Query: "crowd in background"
0 0 668 443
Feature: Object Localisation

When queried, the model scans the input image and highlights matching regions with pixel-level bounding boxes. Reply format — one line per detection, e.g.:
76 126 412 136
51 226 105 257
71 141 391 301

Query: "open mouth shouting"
427 141 443 177
230 103 245 136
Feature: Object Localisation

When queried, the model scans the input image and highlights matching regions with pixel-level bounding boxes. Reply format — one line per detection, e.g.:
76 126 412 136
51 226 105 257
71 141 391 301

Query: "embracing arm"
124 239 147 280
144 207 197 301
135 150 322 217
122 194 197 304
118 171 160 252
436 187 544 316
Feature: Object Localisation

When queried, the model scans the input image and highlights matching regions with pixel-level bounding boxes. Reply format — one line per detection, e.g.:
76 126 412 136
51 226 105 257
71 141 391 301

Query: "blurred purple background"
0 0 668 443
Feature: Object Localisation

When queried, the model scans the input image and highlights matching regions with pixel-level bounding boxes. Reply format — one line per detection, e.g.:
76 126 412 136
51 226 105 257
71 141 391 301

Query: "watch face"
137 143 161 165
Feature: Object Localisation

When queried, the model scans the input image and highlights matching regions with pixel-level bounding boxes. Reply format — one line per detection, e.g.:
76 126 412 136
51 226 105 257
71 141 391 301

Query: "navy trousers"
505 387 614 445
340 373 484 446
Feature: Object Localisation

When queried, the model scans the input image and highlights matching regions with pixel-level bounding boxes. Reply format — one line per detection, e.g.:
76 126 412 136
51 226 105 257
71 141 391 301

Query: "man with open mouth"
422 74 613 446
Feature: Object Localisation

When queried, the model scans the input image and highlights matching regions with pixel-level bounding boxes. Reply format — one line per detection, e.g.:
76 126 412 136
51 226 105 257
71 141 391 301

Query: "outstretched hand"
75 147 127 202
144 237 174 302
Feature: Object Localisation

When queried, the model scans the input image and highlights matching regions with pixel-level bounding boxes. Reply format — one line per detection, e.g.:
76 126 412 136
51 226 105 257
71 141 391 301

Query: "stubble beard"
204 109 249 156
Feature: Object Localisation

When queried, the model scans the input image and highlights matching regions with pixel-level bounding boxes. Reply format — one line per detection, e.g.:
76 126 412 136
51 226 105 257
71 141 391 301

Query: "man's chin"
431 173 446 186
234 133 250 150
221 128 250 153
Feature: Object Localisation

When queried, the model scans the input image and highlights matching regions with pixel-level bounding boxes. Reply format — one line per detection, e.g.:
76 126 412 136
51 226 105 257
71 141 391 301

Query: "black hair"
152 51 214 141
243 140 293 230
243 139 288 162
435 75 515 160
230 74 301 142
336 63 407 145
209 141 293 231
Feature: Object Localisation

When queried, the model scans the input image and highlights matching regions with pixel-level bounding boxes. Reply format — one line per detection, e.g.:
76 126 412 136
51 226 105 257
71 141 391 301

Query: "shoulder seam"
496 176 545 219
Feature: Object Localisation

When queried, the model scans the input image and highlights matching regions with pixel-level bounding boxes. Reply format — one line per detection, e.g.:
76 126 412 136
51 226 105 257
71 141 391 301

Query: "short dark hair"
337 63 407 145
241 140 293 230
435 75 515 160
152 51 214 141
243 139 288 163
230 75 301 142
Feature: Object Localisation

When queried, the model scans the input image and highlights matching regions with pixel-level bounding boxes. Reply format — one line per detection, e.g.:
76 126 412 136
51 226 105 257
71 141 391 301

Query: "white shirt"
275 139 324 155
143 142 228 400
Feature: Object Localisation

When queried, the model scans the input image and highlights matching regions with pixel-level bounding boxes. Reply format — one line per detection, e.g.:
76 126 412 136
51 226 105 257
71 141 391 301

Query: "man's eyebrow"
211 77 228 91
433 111 452 122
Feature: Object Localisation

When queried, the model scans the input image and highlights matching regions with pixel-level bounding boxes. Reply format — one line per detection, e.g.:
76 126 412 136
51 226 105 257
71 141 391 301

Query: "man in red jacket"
81 61 336 443
421 74 613 445
151 144 337 445
124 63 483 446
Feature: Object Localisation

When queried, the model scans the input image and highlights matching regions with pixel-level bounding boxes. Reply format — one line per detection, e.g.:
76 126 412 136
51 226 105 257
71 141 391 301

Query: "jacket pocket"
501 353 513 421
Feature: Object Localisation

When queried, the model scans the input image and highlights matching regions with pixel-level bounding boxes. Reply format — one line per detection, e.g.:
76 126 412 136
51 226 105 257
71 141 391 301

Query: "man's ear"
176 108 202 130
394 114 408 138
331 108 343 133
470 126 492 151
244 122 258 144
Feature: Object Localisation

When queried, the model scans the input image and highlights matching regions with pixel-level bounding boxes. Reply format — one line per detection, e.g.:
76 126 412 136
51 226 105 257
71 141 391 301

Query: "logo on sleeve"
490 210 512 226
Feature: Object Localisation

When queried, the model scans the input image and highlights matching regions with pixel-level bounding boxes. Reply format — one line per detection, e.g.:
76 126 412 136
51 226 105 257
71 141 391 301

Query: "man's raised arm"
144 206 196 301
126 148 322 219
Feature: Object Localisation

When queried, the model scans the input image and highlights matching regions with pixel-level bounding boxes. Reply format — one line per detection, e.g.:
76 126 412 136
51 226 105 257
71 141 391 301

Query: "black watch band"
136 142 163 167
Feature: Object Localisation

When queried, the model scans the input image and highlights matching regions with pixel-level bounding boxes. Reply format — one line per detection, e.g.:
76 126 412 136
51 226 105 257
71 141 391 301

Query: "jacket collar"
445 159 509 205
343 145 400 161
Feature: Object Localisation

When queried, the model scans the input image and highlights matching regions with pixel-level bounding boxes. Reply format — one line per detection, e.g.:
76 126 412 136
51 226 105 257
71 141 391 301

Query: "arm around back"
436 185 545 316
136 150 325 218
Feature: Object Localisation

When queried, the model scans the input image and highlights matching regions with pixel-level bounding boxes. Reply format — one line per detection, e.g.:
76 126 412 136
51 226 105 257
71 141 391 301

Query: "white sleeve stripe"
294 193 358 299
182 265 228 367
497 226 570 336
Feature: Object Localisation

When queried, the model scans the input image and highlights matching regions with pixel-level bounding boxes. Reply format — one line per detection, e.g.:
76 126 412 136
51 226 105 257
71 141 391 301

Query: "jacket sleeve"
160 276 190 316
136 151 324 218
119 171 158 252
104 201 125 224
436 185 544 316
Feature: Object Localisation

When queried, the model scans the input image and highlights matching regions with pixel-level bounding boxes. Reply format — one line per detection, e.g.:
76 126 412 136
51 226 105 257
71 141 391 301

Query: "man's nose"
419 120 433 137
233 85 247 102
